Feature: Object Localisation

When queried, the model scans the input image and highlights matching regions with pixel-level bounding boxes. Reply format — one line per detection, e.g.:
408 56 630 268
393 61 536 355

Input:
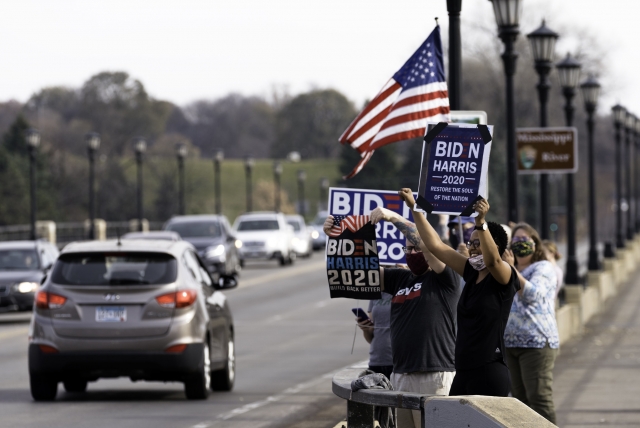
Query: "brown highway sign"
516 127 578 174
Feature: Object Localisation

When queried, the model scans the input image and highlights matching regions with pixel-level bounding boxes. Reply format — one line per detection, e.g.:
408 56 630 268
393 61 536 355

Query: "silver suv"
28 239 236 401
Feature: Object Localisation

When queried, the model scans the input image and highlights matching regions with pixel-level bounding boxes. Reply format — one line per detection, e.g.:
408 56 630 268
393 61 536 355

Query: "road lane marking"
0 326 28 340
238 260 325 289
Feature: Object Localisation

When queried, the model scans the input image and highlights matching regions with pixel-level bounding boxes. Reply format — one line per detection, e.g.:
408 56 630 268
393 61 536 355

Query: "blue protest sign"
328 188 416 265
416 123 493 216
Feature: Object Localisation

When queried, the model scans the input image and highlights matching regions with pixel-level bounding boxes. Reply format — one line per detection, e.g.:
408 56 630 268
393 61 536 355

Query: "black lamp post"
245 157 254 212
580 75 601 271
489 0 522 223
636 117 640 234
214 150 223 215
133 137 146 232
320 178 330 211
556 53 581 285
527 20 559 239
25 129 40 241
86 132 100 240
176 143 187 216
297 170 306 217
612 104 626 248
625 112 635 240
447 0 462 110
273 161 283 212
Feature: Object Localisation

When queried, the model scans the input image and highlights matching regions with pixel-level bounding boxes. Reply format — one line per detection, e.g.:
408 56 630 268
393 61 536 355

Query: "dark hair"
512 223 547 263
487 221 508 256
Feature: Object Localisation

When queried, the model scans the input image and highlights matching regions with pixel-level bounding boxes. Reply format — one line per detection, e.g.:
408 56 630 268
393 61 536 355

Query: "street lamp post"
489 0 522 223
636 117 640 234
447 0 462 110
214 150 223 215
273 162 283 212
176 143 187 216
134 137 146 232
297 170 306 217
625 112 635 240
86 132 101 240
25 129 41 241
320 178 330 211
245 157 254 212
580 75 601 270
612 104 626 248
556 53 581 285
527 20 559 239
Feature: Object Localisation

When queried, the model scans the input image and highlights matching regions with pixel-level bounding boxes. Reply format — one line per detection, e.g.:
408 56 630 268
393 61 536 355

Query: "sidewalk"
554 271 640 427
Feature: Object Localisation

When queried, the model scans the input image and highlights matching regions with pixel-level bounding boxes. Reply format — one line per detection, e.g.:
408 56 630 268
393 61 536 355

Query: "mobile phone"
351 308 370 321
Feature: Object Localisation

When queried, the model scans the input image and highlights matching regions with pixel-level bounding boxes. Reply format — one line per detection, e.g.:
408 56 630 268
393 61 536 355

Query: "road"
0 255 369 428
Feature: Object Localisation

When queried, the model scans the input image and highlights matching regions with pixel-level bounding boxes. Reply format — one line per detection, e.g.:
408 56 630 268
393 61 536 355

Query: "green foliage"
272 89 356 158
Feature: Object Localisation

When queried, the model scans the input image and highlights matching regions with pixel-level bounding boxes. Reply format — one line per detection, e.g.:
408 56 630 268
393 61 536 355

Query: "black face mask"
405 252 429 276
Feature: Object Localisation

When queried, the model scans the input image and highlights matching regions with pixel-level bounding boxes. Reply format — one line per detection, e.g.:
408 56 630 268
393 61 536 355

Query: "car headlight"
292 237 300 245
311 230 319 239
235 239 243 249
205 244 225 258
15 281 39 293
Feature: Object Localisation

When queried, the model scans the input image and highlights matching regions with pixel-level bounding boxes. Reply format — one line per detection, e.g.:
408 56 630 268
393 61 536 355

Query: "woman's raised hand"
398 188 416 208
473 198 490 222
323 215 334 235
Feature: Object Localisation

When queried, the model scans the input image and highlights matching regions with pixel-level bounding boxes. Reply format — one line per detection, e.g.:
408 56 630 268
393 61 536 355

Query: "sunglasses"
402 246 422 254
466 239 481 249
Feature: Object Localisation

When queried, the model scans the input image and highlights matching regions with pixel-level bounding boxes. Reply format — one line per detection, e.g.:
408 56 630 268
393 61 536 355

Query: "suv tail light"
155 290 197 309
35 291 67 309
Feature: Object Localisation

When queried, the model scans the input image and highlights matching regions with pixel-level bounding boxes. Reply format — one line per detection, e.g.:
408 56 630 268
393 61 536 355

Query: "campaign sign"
326 215 381 299
417 122 493 216
328 188 416 265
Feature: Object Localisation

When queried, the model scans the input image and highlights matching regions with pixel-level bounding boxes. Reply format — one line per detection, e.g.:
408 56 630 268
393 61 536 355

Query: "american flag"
328 215 371 237
339 25 450 178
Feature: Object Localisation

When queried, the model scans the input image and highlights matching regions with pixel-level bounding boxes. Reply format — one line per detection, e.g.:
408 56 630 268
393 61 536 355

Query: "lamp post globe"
580 75 601 270
611 104 626 249
556 53 582 285
25 128 40 241
245 157 254 212
527 20 559 239
133 137 146 232
85 132 101 239
488 0 522 224
176 143 187 216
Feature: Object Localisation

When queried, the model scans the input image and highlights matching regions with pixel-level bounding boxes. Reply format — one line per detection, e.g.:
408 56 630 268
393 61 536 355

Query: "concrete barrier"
36 221 56 244
332 367 555 428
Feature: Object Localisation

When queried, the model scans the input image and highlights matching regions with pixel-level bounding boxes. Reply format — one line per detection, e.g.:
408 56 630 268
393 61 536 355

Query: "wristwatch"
474 222 488 231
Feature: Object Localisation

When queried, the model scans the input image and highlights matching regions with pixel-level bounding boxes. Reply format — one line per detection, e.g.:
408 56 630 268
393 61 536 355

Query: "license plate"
96 306 127 322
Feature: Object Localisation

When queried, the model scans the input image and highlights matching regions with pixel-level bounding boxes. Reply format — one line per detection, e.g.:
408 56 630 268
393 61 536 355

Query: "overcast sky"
1 0 638 115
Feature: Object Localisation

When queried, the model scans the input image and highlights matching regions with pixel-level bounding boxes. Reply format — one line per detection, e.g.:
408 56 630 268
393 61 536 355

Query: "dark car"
0 241 59 312
164 215 241 280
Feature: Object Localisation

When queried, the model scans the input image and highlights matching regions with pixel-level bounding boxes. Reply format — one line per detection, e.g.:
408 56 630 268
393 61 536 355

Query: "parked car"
0 241 59 312
285 215 313 258
28 239 236 401
164 215 241 280
309 211 328 250
122 231 181 241
233 212 296 266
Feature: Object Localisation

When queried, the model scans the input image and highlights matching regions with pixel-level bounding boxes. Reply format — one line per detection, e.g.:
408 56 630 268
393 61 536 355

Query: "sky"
0 0 638 115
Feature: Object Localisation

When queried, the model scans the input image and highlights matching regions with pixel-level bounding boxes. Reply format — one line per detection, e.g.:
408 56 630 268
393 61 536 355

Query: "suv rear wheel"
30 374 58 401
211 334 235 391
184 342 211 400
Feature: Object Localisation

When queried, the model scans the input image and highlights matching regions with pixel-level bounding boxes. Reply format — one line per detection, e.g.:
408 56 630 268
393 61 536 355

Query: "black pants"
369 365 393 380
449 361 510 396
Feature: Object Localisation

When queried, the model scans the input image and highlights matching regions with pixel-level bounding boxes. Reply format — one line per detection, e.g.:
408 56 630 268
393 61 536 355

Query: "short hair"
487 221 508 256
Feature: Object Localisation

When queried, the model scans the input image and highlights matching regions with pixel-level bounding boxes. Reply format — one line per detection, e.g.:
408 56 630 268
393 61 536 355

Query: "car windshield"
51 252 177 286
287 220 302 231
166 221 221 238
0 249 40 270
237 220 279 231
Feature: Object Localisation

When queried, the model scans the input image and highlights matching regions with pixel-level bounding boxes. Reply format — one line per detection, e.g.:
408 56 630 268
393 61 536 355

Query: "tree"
339 144 399 191
272 89 356 159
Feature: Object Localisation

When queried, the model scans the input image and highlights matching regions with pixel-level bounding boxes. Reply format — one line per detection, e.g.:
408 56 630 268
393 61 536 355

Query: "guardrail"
332 367 555 427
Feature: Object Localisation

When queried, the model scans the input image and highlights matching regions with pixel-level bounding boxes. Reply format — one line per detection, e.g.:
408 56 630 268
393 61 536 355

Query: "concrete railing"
332 367 555 428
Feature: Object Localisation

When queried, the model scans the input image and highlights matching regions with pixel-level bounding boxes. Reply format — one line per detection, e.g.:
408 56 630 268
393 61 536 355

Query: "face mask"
511 240 535 257
405 252 429 276
468 254 486 271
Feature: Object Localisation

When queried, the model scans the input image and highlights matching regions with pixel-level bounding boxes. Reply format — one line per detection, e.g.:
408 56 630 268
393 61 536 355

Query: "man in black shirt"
325 208 460 428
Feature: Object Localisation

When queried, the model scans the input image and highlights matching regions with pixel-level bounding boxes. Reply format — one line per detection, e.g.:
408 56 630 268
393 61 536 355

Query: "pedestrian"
398 189 519 397
503 224 559 424
542 239 564 296
324 207 460 428
447 216 475 257
355 292 393 380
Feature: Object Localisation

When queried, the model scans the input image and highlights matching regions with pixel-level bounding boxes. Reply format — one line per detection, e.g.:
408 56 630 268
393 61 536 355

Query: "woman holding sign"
398 189 519 397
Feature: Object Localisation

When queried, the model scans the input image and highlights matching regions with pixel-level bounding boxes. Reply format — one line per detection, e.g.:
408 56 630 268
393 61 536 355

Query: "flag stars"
427 52 432 57
429 62 433 67
430 72 435 76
